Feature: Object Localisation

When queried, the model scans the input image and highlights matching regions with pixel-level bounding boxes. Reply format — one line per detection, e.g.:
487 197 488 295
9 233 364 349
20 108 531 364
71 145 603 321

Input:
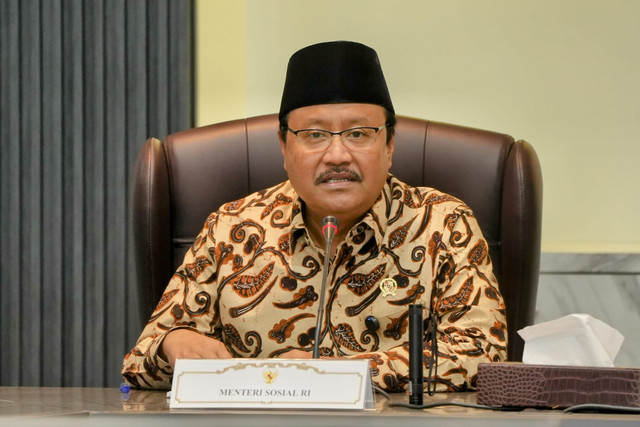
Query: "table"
1 387 639 426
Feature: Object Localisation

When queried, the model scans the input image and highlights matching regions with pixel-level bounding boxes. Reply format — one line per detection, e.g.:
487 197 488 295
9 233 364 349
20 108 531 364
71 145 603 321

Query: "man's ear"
386 134 395 168
279 129 288 170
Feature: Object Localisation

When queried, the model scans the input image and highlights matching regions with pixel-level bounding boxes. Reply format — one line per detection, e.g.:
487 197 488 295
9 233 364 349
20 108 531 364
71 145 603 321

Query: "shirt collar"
356 175 393 245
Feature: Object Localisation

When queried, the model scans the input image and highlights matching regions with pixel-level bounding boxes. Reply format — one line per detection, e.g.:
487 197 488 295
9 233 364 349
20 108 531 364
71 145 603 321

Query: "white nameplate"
169 358 374 410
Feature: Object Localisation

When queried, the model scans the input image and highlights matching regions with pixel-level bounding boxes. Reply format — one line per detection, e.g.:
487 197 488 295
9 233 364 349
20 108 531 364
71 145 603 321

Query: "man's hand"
160 329 232 367
279 349 312 359
279 349 339 359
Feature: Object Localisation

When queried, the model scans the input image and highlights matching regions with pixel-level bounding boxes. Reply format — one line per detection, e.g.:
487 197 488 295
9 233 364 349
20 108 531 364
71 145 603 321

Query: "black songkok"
278 41 394 122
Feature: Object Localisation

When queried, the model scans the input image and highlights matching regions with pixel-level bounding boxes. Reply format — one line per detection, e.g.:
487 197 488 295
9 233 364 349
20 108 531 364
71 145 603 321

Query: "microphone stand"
408 304 424 405
312 216 338 359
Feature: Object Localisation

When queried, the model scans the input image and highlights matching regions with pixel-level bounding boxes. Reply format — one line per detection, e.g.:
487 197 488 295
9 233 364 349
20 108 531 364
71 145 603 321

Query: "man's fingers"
279 349 312 359
162 329 231 367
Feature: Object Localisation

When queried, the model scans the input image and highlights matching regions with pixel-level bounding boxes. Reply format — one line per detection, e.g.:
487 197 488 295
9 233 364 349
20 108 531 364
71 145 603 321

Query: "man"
122 41 507 392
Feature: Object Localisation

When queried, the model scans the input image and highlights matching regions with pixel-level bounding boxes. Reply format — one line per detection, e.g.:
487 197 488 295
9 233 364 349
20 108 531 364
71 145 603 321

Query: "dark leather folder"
477 362 640 408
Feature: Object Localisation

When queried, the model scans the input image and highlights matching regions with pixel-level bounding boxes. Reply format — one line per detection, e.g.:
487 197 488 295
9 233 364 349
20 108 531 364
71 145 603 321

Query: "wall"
196 0 246 124
197 0 640 253
537 254 640 367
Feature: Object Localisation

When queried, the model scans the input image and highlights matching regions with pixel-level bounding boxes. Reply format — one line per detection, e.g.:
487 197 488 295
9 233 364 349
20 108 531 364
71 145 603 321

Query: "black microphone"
312 216 339 358
408 304 424 405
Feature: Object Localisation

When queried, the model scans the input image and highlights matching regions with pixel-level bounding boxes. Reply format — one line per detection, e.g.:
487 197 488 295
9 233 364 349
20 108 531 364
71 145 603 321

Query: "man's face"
280 103 394 227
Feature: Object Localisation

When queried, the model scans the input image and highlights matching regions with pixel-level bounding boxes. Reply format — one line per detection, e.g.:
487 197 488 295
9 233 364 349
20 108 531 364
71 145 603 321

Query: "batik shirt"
122 175 507 391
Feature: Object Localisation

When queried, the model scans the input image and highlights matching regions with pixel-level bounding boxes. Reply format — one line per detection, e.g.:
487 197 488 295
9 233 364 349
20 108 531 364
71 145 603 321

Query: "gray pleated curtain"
0 0 194 387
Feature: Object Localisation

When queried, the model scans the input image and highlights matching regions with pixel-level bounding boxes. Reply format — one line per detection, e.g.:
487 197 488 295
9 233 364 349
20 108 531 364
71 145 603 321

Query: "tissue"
518 314 624 367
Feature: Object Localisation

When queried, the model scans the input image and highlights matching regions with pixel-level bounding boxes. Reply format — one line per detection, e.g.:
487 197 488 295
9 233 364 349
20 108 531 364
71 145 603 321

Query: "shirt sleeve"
121 214 222 389
348 207 508 392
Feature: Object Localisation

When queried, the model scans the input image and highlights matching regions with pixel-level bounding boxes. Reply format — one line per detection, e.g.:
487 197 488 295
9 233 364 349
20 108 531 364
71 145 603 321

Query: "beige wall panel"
197 0 640 252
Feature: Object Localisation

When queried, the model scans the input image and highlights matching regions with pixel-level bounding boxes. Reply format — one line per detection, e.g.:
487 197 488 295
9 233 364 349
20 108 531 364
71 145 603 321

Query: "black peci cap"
278 41 394 123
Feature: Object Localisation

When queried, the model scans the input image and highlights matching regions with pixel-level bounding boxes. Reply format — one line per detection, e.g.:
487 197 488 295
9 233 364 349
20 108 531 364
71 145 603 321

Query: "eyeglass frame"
281 124 390 151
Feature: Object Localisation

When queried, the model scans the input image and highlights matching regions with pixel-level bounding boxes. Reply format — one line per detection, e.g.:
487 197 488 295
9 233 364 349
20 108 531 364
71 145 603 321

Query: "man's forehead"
279 41 394 123
288 103 386 126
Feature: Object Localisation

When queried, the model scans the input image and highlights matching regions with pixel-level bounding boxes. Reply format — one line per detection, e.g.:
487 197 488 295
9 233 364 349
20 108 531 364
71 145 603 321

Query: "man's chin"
319 199 367 218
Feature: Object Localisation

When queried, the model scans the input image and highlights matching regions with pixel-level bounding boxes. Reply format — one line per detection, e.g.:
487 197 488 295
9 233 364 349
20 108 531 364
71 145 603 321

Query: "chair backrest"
132 114 543 361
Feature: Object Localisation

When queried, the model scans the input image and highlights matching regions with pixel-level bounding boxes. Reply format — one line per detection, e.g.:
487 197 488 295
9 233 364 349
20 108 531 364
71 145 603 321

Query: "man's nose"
322 135 353 163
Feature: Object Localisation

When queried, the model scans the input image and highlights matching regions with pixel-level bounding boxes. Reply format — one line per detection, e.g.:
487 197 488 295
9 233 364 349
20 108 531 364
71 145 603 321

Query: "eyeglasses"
283 124 389 152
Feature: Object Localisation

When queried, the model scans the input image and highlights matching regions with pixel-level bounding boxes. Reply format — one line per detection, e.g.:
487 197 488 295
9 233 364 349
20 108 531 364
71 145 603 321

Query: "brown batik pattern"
122 176 507 392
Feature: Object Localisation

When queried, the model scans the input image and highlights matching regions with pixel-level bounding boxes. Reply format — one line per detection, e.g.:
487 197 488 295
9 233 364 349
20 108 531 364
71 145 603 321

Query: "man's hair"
279 108 396 144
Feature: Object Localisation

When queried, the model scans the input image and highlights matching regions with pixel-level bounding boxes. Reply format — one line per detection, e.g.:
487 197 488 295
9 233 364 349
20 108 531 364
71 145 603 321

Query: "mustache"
314 168 362 185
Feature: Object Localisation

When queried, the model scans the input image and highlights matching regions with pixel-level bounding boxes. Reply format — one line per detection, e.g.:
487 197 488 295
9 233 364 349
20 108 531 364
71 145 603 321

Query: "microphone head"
321 216 339 242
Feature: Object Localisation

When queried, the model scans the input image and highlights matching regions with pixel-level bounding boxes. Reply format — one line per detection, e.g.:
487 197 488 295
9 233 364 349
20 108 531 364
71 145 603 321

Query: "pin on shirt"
379 278 397 297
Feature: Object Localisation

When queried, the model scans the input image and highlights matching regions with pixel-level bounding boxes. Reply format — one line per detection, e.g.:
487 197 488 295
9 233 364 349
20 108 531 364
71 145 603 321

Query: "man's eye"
307 131 326 139
346 129 369 140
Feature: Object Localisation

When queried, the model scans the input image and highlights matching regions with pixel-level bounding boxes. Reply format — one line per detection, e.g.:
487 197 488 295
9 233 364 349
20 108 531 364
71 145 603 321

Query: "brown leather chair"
132 114 543 361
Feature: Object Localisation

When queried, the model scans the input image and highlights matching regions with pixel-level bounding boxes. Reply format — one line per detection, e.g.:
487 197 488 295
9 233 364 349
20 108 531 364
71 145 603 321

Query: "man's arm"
122 214 224 389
